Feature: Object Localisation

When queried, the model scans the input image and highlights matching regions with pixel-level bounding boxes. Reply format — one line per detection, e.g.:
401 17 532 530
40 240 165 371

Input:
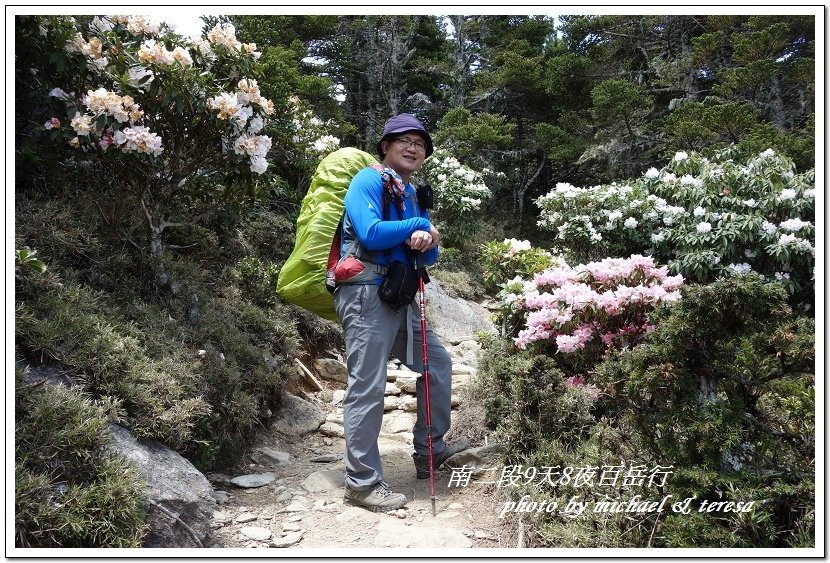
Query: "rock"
309 453 341 463
240 526 272 541
451 364 476 376
251 447 292 465
18 360 74 388
450 340 483 368
270 530 304 548
212 510 232 524
212 490 230 504
381 412 415 434
331 389 346 405
230 473 275 488
451 373 473 391
424 280 495 345
314 499 341 512
271 393 325 436
444 444 506 477
205 473 232 485
437 511 461 519
387 368 415 382
234 513 258 523
394 375 418 394
385 382 401 396
279 497 309 513
107 423 215 548
374 518 472 548
313 358 348 383
282 522 302 532
399 395 418 412
451 396 461 408
301 469 344 493
319 421 345 438
383 396 400 411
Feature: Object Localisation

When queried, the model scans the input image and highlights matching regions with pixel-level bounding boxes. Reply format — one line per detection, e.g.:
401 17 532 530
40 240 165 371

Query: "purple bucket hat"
376 113 434 158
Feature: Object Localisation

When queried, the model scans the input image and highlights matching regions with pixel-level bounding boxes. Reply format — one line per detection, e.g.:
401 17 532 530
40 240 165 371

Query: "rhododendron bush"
479 238 557 294
421 149 494 247
496 252 683 369
535 147 815 309
23 15 302 288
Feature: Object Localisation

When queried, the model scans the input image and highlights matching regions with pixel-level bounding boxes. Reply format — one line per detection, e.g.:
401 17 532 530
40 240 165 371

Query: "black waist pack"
378 260 418 311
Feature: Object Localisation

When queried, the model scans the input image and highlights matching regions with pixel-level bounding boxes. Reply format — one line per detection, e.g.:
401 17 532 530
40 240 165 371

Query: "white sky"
162 13 210 40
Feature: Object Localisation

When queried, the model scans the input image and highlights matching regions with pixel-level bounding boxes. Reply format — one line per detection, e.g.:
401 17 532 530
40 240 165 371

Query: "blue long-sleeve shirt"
341 166 438 273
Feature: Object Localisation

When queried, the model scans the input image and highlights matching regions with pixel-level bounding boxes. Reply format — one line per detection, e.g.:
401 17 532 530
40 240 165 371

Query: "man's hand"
406 226 441 251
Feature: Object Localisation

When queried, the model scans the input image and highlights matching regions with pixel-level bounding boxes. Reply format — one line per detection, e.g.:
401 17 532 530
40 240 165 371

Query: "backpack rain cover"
277 147 378 321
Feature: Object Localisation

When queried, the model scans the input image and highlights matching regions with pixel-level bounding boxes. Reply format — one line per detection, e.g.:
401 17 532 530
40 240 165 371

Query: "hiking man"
333 113 469 512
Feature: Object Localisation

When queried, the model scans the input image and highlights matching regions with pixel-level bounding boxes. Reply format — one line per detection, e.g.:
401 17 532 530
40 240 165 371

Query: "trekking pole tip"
431 497 436 516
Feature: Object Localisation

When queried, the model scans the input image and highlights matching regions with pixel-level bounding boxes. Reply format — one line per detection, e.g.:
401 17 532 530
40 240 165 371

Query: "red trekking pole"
413 251 437 516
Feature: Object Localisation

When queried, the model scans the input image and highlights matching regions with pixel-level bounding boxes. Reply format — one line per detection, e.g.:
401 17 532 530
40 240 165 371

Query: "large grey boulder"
107 424 215 548
271 393 326 436
425 279 495 343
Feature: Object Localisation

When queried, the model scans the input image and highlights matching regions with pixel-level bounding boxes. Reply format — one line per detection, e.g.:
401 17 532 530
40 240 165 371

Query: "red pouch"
334 256 366 282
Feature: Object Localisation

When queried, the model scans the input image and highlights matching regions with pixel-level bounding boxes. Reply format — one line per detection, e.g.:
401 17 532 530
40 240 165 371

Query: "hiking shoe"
413 437 470 479
344 481 408 513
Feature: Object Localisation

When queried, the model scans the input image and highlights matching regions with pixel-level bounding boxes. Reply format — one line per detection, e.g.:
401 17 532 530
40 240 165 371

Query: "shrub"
534 148 815 309
483 248 684 378
592 274 814 546
15 282 212 451
479 238 557 294
420 149 493 248
595 274 813 474
15 370 148 547
476 271 814 547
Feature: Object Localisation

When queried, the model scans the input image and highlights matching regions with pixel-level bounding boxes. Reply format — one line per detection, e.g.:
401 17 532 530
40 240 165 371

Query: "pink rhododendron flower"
99 134 113 151
513 254 683 353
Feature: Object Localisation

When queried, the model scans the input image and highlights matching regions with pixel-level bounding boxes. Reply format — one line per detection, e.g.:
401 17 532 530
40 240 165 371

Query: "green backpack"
277 147 379 321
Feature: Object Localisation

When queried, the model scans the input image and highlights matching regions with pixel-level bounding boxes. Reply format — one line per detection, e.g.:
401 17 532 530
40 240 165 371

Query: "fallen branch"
295 358 323 391
147 498 204 548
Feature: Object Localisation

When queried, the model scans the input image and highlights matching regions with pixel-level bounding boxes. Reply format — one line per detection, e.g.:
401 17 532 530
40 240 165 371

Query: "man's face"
381 133 428 178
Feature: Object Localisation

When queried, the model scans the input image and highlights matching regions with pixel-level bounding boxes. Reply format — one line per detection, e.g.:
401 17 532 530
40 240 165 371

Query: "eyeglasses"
393 137 426 152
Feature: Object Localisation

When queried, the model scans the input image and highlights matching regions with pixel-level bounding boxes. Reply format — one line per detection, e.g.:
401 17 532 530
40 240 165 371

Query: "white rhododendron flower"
70 112 94 136
777 188 797 201
761 221 778 234
208 92 241 120
172 46 194 67
208 23 242 51
696 222 712 234
128 66 155 89
113 125 164 156
779 218 810 232
728 263 752 275
249 155 268 174
126 15 161 36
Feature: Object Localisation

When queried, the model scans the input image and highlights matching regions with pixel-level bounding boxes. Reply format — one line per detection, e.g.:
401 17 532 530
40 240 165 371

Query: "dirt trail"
206 375 513 550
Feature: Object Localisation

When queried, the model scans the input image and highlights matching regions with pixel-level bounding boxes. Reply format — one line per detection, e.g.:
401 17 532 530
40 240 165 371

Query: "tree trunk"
143 199 179 294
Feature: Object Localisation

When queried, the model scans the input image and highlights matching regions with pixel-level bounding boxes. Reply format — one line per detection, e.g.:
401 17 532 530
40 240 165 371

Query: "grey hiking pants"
333 282 453 491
